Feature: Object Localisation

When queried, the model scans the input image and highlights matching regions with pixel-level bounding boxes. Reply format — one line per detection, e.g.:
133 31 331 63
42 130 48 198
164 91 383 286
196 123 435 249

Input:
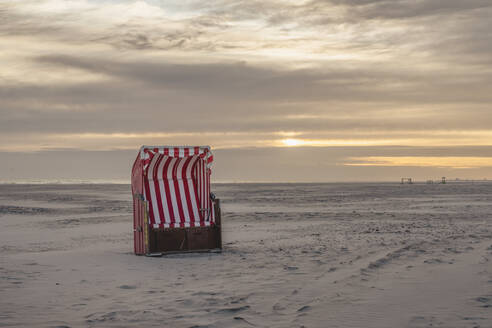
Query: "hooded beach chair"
131 146 222 255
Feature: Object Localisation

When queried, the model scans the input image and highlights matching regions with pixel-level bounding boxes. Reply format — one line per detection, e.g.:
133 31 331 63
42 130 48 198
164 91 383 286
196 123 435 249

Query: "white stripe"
143 152 150 170
153 221 210 228
188 156 201 226
195 161 200 208
202 160 205 210
206 166 210 221
176 158 190 223
179 148 184 157
200 160 205 210
157 155 171 225
202 161 206 218
167 157 180 222
148 154 161 225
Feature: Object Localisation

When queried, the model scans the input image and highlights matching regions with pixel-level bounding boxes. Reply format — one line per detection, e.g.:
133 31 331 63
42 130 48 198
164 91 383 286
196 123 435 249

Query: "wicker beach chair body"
131 146 221 255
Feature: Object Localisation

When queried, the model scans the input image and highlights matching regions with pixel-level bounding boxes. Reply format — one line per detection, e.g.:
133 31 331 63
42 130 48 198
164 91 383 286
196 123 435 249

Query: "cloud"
28 54 492 105
1 53 492 139
0 0 491 181
324 0 492 20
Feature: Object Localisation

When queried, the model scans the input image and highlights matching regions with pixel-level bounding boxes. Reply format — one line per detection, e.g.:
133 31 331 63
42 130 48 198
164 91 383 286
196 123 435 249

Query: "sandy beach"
0 182 491 328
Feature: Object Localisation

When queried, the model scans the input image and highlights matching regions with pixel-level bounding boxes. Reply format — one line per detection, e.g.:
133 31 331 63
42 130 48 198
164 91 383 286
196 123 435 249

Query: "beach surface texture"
0 183 491 328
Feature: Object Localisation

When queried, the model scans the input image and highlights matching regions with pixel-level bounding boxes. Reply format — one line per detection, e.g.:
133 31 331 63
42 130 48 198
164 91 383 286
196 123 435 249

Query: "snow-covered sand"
0 183 491 328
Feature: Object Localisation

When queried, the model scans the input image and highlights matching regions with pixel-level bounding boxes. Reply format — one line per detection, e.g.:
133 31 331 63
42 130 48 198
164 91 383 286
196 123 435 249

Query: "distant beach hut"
131 146 222 255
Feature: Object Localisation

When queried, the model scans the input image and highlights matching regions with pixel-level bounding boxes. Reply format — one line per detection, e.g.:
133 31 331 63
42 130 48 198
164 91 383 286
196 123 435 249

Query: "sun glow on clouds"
3 129 492 152
346 157 492 169
279 138 399 147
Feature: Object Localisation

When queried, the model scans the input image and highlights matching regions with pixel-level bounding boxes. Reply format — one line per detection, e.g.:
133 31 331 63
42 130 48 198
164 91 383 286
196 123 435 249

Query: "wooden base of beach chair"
147 225 222 255
147 248 222 257
138 199 222 256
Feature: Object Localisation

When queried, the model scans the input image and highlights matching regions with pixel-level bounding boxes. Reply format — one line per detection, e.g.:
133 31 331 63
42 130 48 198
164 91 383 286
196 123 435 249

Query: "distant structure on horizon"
424 177 447 184
401 178 413 184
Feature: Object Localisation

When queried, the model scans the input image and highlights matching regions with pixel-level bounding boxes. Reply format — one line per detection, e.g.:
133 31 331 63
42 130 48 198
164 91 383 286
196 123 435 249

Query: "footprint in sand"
475 296 491 308
423 258 444 264
118 284 137 289
214 305 250 315
297 305 311 313
233 316 255 326
408 315 442 327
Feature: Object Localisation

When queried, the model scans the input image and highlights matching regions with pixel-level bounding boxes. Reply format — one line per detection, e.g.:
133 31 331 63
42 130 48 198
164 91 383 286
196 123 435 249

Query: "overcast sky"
1 0 491 182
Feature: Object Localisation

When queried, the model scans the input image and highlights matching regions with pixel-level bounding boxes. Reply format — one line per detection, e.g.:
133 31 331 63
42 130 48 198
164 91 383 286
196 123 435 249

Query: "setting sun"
282 138 304 147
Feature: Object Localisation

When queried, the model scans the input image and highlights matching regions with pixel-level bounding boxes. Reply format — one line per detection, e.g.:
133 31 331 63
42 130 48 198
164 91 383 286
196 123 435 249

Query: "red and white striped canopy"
141 146 214 229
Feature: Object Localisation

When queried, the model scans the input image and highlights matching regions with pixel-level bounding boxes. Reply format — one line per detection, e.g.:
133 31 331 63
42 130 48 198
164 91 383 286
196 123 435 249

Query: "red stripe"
193 160 199 218
161 157 175 223
196 160 201 211
181 157 196 226
152 154 165 224
164 148 169 156
147 154 160 226
174 147 179 157
172 158 186 224
143 173 155 226
207 155 214 163
138 200 143 251
145 151 155 169
194 146 199 155
197 160 203 210
184 148 189 157
133 196 137 253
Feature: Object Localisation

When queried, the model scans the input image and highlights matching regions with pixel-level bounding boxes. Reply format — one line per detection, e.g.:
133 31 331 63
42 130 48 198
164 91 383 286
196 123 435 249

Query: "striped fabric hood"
140 146 214 228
